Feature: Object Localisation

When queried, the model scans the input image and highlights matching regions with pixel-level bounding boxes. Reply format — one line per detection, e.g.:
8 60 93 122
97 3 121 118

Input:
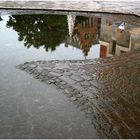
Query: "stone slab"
0 0 139 16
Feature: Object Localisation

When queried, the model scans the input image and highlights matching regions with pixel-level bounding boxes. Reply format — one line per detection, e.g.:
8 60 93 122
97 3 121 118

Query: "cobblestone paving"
17 49 140 139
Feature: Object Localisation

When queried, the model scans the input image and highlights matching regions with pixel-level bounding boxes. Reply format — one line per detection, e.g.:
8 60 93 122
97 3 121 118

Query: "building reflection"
66 15 101 58
99 19 140 58
67 15 76 43
67 15 140 59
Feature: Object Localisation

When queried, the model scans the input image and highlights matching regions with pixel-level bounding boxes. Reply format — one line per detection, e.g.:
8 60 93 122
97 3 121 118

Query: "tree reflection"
6 14 99 56
7 14 68 51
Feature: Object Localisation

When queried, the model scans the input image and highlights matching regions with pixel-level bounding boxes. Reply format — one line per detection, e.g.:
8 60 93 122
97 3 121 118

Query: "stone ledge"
0 0 140 16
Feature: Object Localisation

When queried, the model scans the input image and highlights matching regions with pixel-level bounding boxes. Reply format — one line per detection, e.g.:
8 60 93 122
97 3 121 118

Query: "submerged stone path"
18 49 140 138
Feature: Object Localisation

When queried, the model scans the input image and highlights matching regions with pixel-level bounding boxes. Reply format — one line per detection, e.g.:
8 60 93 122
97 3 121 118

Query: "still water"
1 14 139 62
0 14 100 62
0 13 140 138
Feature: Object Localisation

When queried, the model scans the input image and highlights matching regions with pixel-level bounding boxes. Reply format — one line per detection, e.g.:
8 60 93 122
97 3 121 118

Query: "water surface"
0 12 140 138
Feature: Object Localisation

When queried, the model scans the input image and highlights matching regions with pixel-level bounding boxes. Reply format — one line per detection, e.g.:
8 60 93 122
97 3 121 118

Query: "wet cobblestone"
17 49 140 138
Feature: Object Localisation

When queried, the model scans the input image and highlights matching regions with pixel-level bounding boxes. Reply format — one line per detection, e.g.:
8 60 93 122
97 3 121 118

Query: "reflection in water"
67 15 76 43
7 15 68 51
99 19 140 57
66 16 100 57
1 13 140 139
0 16 2 21
6 14 140 59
